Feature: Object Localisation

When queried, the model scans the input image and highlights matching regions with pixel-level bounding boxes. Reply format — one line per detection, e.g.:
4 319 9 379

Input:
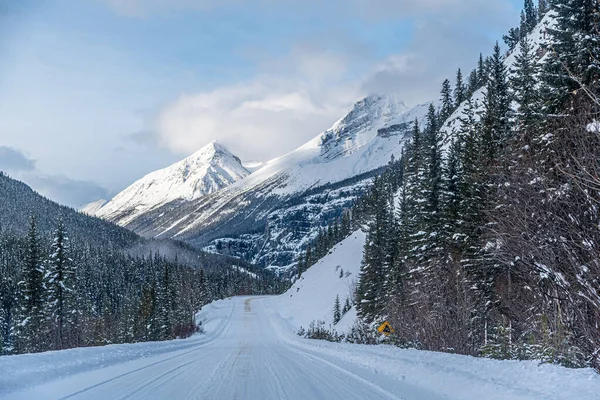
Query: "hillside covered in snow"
95 94 431 268
93 140 250 226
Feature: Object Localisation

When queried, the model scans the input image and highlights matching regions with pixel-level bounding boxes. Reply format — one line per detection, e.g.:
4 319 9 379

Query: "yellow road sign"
377 321 395 336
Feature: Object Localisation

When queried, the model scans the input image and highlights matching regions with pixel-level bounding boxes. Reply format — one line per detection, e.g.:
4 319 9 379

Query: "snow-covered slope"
99 94 430 268
275 230 366 333
79 199 107 215
94 141 250 226
231 94 429 198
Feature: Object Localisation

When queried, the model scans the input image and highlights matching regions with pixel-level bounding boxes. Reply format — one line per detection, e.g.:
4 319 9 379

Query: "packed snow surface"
1 295 598 400
94 140 250 224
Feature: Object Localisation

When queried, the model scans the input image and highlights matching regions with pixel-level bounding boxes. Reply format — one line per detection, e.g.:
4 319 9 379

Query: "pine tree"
503 27 522 52
333 295 341 324
524 0 538 34
481 42 511 163
343 297 352 314
296 258 304 278
341 211 351 238
454 69 466 107
455 99 485 252
45 220 78 350
440 79 454 124
519 11 528 39
17 216 46 353
356 176 393 323
157 262 175 339
510 38 541 143
425 104 443 219
467 69 479 96
402 119 430 263
541 0 600 113
478 53 487 87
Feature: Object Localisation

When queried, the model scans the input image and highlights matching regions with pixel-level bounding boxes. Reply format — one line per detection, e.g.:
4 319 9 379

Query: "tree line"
354 0 600 369
0 216 284 355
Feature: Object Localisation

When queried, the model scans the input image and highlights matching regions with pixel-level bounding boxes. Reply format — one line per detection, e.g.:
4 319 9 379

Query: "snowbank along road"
1 296 599 400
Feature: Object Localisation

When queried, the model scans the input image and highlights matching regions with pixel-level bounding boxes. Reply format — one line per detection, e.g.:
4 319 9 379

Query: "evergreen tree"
17 216 46 353
305 244 312 271
356 176 393 323
402 120 430 260
440 79 454 124
481 42 511 163
45 220 78 350
524 0 538 34
519 11 528 39
467 69 479 96
333 295 341 324
343 297 352 314
503 27 522 52
454 68 466 107
478 53 487 86
541 0 600 113
425 104 443 219
510 38 542 143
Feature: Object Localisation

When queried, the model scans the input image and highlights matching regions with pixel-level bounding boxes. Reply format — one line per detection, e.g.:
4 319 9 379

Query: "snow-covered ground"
2 292 599 399
276 230 365 333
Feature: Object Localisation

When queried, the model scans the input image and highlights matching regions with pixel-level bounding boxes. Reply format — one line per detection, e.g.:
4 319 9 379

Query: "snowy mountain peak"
94 141 250 223
191 140 232 161
316 94 428 163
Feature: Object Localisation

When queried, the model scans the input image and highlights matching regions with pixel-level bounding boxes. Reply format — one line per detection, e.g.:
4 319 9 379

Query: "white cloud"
115 0 518 162
156 74 361 161
360 18 497 104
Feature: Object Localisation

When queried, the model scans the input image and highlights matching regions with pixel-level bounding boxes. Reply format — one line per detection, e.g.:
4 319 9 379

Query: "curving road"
3 297 597 400
3 297 416 400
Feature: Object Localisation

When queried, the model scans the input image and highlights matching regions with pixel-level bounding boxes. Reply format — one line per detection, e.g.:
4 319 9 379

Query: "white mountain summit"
91 94 432 266
93 140 250 225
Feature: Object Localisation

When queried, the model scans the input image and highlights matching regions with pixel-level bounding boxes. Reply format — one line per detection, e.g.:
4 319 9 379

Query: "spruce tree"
402 119 430 263
478 53 487 87
45 220 77 350
524 0 538 34
356 176 392 323
343 297 352 314
425 103 443 218
510 38 541 143
17 216 46 353
467 69 479 96
519 11 528 39
454 68 466 107
481 42 511 163
333 295 341 324
503 27 522 52
305 244 312 270
541 0 600 113
440 79 454 124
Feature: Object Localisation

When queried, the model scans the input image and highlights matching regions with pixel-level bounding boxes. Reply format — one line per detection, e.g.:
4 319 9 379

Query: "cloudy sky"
0 0 522 207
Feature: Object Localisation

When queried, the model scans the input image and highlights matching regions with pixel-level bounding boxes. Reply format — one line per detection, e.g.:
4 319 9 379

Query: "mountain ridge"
91 93 432 267
93 140 250 226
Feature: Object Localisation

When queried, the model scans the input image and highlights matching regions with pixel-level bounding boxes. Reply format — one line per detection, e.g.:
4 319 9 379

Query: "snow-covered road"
1 296 599 400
